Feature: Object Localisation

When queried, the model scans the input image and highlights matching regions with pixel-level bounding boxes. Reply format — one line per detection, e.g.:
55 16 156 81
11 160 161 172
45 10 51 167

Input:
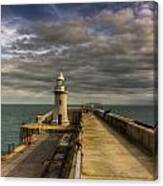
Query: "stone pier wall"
36 111 53 124
94 111 157 157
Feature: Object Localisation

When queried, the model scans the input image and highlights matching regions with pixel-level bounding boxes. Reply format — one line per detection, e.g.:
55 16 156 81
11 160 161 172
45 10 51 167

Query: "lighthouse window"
59 99 62 105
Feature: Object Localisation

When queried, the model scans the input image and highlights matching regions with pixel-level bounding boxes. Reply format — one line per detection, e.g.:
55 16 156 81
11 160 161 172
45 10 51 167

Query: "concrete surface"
1 134 63 178
81 113 156 180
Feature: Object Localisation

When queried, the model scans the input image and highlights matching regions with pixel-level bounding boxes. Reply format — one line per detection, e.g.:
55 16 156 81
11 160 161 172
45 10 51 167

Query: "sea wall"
36 111 53 124
19 109 82 145
94 110 157 157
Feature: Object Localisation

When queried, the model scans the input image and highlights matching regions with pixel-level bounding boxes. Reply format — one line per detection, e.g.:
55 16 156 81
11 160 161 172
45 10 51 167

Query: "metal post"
7 144 11 154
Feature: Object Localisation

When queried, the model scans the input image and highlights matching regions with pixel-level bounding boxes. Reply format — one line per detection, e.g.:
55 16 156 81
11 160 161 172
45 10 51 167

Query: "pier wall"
94 110 157 157
36 111 53 124
36 109 82 125
68 109 82 125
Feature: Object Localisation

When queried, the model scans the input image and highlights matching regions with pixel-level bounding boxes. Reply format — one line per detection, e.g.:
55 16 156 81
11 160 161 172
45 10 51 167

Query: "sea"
1 104 157 155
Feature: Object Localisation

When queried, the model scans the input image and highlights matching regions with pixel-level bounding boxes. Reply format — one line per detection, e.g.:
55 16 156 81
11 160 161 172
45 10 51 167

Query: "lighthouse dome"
57 72 65 81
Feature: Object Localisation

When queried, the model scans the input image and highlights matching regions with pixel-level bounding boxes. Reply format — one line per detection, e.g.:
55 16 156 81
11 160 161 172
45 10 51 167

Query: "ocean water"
1 104 157 155
104 105 157 127
1 104 53 155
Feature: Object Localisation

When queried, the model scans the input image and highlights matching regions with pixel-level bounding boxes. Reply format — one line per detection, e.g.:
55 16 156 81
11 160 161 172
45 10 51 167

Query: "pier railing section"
36 111 53 124
94 110 158 158
19 109 82 142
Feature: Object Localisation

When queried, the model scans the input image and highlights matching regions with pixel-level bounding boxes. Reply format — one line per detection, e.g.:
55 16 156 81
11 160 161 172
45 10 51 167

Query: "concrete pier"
1 109 157 180
81 113 156 180
2 134 62 177
1 109 82 178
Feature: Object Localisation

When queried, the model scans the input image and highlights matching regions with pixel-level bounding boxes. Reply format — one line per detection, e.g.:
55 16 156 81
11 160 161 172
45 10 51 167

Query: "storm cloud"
1 2 157 104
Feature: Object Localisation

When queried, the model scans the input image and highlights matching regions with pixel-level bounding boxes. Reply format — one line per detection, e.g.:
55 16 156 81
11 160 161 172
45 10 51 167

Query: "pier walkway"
81 113 155 180
2 134 63 177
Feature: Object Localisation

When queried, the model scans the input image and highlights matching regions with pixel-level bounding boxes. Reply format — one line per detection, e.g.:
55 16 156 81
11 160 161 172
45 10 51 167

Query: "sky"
1 1 157 105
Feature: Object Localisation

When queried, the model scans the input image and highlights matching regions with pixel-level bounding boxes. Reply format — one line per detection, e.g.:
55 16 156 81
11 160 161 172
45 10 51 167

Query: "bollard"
12 143 15 151
7 144 11 154
19 128 22 144
27 129 29 144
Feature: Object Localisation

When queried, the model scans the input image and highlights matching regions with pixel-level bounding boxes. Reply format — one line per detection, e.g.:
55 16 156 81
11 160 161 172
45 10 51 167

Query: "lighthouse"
53 72 69 125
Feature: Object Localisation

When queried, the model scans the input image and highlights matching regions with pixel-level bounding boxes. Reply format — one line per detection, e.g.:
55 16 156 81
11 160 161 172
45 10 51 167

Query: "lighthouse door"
58 114 62 125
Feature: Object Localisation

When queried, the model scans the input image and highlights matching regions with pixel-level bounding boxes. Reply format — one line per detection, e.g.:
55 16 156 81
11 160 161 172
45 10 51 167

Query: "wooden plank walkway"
1 134 63 178
81 113 155 180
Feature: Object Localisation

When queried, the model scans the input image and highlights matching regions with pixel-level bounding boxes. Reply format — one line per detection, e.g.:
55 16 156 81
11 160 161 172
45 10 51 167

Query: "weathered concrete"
36 111 53 124
104 112 157 155
81 113 156 180
2 109 157 180
2 134 63 177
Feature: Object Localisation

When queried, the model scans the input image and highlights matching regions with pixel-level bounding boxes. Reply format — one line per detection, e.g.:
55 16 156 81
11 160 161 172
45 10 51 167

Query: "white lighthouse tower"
53 72 69 125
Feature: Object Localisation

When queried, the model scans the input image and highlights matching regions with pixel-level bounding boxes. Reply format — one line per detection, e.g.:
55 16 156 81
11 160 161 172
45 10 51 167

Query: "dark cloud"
1 2 157 104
